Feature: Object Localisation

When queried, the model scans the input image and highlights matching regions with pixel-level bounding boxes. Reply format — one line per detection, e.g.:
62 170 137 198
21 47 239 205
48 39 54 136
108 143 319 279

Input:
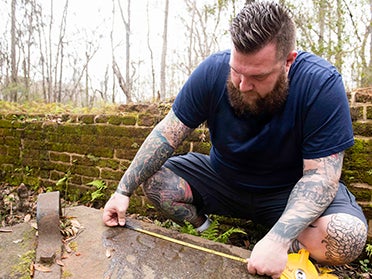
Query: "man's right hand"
102 192 130 226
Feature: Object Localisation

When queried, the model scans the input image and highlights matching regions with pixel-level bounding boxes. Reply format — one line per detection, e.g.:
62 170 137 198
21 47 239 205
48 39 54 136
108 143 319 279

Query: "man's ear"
285 51 298 72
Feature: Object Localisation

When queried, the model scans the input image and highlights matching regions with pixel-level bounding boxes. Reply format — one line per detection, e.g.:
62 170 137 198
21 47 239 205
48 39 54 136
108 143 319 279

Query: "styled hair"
230 1 296 60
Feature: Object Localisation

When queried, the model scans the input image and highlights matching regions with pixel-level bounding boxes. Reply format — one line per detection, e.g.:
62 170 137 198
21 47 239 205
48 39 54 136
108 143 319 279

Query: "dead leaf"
12 239 23 244
56 259 64 266
106 248 114 258
34 263 52 273
30 222 38 230
24 214 31 223
63 242 72 253
75 252 81 256
30 261 35 276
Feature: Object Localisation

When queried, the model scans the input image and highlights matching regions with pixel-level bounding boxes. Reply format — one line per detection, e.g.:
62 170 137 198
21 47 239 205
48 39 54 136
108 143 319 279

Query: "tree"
360 0 372 86
159 0 169 101
112 0 133 103
10 0 17 102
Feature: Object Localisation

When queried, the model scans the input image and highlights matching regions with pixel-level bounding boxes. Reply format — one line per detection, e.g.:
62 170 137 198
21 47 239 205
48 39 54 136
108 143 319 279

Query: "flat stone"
34 191 62 279
0 222 37 278
61 206 257 279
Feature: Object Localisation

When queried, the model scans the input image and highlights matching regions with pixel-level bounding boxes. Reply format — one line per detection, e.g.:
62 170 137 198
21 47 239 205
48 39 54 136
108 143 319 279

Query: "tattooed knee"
321 214 367 265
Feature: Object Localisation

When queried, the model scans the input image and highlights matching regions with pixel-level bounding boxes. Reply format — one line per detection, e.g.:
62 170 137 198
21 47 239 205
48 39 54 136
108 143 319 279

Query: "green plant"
56 171 71 200
87 180 107 202
365 243 372 259
179 218 247 244
359 259 370 273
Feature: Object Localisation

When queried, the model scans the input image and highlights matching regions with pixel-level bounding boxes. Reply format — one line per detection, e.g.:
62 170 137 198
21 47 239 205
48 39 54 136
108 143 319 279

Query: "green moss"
367 106 372 120
121 115 137 125
353 122 372 137
10 250 35 279
107 115 123 125
79 115 95 124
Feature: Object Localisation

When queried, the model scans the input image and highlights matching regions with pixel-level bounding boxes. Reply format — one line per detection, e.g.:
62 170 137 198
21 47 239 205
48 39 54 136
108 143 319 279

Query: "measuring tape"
124 223 337 278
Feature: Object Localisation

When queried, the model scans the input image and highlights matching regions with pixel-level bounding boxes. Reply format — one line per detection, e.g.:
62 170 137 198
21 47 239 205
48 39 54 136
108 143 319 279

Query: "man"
103 2 368 278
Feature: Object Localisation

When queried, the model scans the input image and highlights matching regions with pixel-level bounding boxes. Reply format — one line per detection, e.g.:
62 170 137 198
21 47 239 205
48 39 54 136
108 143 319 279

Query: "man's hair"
230 1 296 60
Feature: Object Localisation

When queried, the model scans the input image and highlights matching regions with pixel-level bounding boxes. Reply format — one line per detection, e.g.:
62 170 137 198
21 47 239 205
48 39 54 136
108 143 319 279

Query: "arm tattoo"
268 152 344 244
117 109 193 195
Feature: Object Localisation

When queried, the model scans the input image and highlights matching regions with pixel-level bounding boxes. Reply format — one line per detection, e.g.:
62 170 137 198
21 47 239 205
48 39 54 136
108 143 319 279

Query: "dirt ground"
0 182 371 279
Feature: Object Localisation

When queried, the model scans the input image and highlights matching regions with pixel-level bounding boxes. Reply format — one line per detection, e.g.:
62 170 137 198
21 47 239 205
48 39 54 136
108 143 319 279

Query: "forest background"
0 0 371 107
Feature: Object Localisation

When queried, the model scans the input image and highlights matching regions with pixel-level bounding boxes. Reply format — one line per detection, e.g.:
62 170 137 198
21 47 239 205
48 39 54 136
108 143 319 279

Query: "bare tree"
159 0 169 101
360 0 372 86
10 0 18 102
114 0 132 103
146 1 156 101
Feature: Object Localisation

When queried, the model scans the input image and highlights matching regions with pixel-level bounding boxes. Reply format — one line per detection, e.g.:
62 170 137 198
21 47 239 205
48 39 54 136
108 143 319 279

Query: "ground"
0 182 371 279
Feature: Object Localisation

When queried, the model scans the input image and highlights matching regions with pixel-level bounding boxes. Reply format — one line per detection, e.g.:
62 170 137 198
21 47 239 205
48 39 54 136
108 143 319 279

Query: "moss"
10 250 36 279
107 115 123 125
353 122 372 137
78 115 95 124
121 115 137 125
367 106 372 120
100 169 123 181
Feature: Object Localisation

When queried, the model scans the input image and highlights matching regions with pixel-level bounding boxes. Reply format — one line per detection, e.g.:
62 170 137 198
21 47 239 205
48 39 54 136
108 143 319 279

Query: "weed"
178 217 247 244
87 180 107 202
359 259 370 273
56 171 72 201
366 243 372 258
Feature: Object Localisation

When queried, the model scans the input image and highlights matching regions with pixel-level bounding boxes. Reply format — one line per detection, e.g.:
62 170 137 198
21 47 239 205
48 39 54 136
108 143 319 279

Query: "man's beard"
227 69 289 117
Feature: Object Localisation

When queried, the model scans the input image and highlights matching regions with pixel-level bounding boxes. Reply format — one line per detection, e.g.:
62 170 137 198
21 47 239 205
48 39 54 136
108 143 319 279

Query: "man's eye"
254 75 267 81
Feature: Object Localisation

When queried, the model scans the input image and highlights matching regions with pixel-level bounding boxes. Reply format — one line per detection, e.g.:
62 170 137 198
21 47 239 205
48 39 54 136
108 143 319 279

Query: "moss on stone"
352 122 372 137
107 115 123 125
79 115 95 124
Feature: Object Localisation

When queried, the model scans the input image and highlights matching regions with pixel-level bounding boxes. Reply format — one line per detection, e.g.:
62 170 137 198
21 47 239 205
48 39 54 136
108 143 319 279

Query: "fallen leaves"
33 263 51 273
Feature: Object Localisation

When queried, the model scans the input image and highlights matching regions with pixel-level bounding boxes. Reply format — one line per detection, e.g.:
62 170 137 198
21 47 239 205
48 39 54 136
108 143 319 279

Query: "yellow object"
280 249 338 279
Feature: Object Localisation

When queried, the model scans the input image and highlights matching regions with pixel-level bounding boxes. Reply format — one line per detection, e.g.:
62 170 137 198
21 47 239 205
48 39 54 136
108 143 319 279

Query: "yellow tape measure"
125 224 337 279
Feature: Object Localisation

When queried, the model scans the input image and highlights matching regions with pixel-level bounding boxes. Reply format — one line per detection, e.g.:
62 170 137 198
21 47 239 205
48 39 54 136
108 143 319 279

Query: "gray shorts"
164 152 367 228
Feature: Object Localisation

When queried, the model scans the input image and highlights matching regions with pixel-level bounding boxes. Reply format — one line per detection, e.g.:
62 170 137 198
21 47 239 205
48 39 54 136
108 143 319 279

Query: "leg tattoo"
142 166 205 227
321 214 367 265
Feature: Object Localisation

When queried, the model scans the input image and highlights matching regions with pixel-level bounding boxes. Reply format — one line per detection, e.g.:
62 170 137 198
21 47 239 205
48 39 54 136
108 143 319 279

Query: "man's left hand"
247 235 289 279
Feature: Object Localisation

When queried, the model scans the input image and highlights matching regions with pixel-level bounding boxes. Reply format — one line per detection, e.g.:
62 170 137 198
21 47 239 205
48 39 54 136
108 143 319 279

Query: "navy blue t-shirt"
172 50 354 191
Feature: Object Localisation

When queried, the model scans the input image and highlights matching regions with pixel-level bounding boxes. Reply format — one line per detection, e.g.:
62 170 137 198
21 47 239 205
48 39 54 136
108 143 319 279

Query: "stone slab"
0 222 37 279
34 191 62 279
61 206 257 279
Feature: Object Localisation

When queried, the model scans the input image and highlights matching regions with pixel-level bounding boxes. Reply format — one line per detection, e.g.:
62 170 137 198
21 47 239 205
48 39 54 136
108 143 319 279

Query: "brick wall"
0 103 210 203
0 89 371 230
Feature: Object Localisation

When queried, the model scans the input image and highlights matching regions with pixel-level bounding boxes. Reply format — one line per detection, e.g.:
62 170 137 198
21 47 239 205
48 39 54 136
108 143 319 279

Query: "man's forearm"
116 109 194 196
116 134 174 196
268 152 344 245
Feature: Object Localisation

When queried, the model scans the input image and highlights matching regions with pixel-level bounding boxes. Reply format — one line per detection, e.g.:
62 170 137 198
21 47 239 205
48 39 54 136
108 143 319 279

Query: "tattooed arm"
247 152 344 278
103 109 194 226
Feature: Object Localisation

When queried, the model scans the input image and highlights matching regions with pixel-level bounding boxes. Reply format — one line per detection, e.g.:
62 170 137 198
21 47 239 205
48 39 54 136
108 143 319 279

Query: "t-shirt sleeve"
172 52 229 128
301 71 354 159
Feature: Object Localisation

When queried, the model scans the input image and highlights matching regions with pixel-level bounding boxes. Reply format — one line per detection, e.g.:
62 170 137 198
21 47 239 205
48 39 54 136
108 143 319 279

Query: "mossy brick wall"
0 89 371 227
0 103 211 204
345 88 372 234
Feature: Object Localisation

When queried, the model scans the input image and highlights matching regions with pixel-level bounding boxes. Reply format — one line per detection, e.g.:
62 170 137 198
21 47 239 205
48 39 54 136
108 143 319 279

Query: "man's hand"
102 193 130 226
247 235 289 279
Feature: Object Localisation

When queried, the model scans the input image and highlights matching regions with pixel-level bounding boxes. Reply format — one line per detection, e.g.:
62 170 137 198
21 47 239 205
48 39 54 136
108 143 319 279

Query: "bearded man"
103 2 368 278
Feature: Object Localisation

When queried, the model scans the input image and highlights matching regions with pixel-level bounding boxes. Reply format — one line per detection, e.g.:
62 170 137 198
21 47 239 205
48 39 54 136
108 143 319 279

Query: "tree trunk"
10 0 18 102
160 0 169 101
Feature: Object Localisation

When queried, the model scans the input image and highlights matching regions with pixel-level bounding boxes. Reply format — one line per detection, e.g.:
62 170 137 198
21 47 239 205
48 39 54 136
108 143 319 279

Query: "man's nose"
239 76 254 92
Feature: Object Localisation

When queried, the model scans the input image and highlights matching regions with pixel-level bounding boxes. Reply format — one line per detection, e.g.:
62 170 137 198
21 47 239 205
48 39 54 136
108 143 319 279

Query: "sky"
15 0 239 101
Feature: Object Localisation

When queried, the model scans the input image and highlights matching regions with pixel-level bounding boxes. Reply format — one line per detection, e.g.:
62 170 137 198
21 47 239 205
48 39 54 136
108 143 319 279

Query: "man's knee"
298 213 367 265
142 166 192 211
